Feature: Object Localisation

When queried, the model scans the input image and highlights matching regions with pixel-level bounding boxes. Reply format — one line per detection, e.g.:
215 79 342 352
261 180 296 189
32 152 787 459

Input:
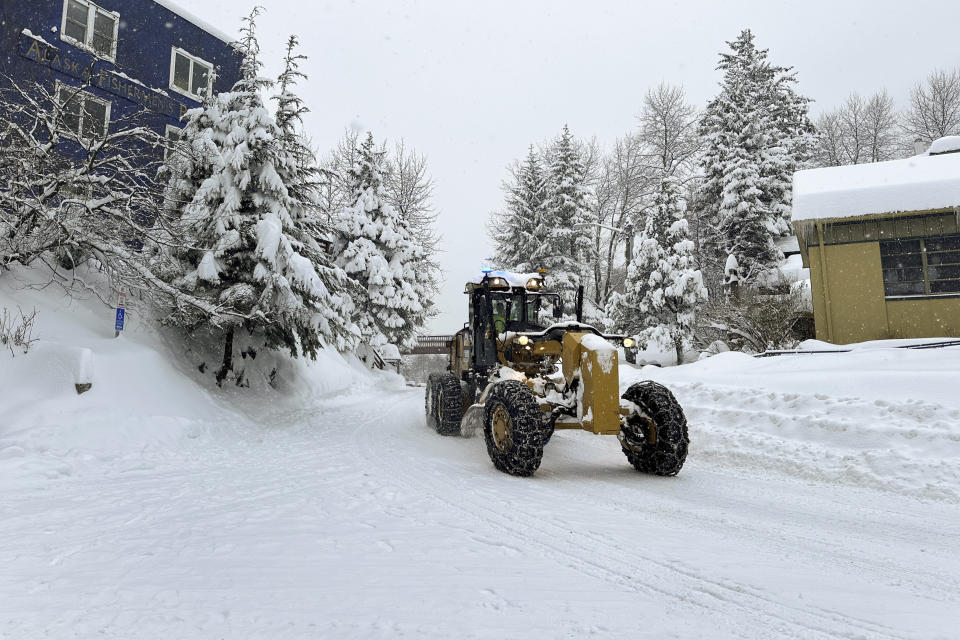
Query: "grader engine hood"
560 333 621 435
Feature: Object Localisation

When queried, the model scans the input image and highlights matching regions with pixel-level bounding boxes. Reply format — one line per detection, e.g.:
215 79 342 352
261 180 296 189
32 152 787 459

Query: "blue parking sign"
115 308 125 332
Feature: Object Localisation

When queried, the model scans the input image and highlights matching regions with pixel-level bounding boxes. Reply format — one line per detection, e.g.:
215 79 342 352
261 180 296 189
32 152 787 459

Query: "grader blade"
560 332 621 435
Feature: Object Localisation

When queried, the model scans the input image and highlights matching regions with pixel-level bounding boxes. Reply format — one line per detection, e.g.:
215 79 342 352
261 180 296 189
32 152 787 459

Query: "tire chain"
482 380 547 477
425 373 441 432
436 373 464 436
621 381 689 476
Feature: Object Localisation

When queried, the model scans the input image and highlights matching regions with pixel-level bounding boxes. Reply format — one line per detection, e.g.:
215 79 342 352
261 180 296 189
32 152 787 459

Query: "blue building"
0 0 241 156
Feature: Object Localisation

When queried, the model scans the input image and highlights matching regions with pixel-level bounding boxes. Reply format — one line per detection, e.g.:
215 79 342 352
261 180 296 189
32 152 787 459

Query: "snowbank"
0 265 378 485
625 346 960 502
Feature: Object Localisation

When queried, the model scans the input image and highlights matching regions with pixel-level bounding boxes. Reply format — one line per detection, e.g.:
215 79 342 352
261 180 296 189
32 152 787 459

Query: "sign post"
115 289 126 337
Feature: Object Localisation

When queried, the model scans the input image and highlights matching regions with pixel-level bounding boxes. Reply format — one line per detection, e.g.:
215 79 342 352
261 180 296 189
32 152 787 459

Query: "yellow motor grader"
425 269 689 477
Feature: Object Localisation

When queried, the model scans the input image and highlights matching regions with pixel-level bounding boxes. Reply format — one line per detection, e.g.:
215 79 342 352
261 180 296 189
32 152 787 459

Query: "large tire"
620 381 689 476
483 380 546 477
435 373 464 436
426 372 464 436
425 373 442 432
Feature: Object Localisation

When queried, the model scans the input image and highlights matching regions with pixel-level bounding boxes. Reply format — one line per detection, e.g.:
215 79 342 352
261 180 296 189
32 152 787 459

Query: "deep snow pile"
0 265 382 487
625 343 960 502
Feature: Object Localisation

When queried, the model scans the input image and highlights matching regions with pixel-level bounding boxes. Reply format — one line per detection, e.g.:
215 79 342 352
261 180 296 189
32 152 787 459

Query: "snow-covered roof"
928 136 960 156
152 0 236 44
466 270 542 287
776 235 800 255
792 151 960 223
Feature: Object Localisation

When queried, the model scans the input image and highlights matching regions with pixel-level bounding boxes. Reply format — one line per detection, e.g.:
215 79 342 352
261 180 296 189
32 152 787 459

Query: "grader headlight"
517 335 531 346
525 278 543 291
622 337 636 348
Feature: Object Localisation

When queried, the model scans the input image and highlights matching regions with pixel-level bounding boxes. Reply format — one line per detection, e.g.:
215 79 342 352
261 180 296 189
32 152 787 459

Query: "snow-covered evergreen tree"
606 178 673 337
638 179 708 364
271 35 359 353
763 62 816 236
535 125 596 308
490 146 546 272
608 179 707 363
335 132 427 349
162 10 358 383
698 29 814 287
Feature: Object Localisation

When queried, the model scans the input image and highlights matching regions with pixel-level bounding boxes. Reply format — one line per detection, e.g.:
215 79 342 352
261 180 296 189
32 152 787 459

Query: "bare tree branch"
903 67 960 145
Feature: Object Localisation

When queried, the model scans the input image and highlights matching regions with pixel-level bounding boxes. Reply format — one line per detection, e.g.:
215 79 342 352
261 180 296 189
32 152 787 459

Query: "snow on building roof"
776 235 800 255
792 151 960 223
152 0 236 44
928 135 960 156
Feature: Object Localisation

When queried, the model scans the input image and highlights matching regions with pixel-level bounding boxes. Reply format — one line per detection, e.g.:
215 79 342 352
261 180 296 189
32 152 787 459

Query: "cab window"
491 293 523 333
526 296 543 330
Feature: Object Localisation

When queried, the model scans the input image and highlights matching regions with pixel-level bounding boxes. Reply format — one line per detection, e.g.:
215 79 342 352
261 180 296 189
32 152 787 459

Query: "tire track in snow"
351 392 908 640
0 395 409 562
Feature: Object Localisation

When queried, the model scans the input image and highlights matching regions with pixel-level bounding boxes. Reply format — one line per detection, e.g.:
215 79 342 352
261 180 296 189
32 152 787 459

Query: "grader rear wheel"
426 372 464 436
483 380 546 477
620 381 689 476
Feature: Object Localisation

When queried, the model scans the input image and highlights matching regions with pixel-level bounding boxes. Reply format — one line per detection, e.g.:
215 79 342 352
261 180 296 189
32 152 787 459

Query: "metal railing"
406 335 455 355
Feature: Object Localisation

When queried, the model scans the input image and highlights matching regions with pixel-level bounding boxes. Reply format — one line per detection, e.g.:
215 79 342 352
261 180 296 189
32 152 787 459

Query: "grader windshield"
490 291 560 333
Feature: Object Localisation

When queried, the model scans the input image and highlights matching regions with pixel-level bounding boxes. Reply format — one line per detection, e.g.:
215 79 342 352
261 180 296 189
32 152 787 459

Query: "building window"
164 125 183 160
169 48 212 100
880 235 960 297
61 0 118 61
56 83 110 140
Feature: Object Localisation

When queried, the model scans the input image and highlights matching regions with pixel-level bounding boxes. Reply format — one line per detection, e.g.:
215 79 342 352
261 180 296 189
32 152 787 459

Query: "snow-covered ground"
2 273 959 639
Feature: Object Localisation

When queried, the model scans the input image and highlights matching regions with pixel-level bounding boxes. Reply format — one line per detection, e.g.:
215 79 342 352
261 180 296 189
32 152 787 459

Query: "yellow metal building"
792 140 960 344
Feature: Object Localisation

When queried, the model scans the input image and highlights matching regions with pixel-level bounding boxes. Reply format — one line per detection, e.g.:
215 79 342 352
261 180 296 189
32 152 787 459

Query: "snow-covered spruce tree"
535 125 597 309
698 29 814 289
608 179 706 364
609 183 669 326
335 132 427 349
490 146 547 272
607 179 673 339
639 179 707 364
163 10 358 384
271 35 359 352
762 61 816 237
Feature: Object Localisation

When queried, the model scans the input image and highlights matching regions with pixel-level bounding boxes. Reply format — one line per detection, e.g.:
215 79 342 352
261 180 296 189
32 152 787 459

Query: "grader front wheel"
483 380 546 477
620 381 689 476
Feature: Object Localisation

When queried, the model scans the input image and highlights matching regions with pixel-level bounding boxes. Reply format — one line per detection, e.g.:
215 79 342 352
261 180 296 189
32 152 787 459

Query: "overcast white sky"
174 0 960 333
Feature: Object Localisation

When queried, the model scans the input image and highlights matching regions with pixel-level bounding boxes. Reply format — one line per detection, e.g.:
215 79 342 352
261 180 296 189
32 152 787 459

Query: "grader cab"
425 269 689 477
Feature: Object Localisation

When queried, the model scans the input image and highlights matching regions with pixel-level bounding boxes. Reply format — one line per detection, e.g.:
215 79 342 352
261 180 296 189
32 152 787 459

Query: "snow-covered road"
3 379 957 639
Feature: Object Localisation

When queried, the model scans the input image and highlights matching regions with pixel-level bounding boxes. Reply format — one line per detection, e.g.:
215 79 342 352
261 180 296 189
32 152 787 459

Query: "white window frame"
60 0 119 62
55 81 111 140
164 124 183 161
168 47 213 101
